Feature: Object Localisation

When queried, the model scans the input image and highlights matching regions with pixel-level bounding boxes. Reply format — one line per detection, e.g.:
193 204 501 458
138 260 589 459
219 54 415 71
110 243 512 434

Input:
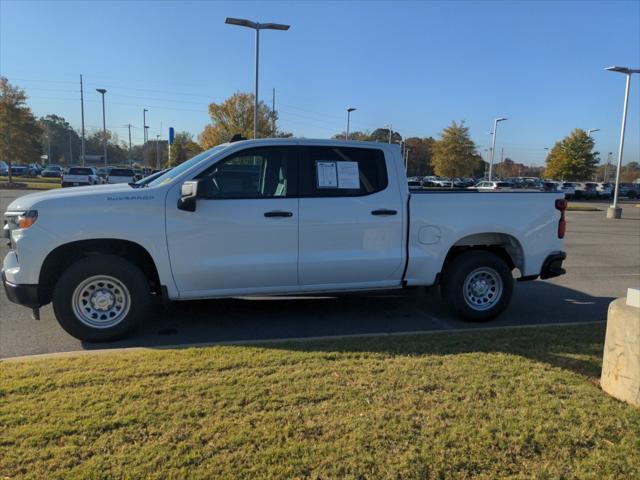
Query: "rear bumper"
540 252 566 280
2 271 40 308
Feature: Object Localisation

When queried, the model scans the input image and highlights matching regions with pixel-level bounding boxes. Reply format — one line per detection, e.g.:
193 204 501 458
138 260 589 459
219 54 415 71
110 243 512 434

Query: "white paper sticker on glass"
337 161 360 189
316 161 338 188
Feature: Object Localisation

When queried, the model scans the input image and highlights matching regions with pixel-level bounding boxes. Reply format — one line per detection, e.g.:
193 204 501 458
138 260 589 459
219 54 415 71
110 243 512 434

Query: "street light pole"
605 66 639 219
155 134 160 169
80 74 86 166
143 109 148 144
96 88 107 168
346 107 356 140
587 128 600 137
225 18 290 140
488 117 507 181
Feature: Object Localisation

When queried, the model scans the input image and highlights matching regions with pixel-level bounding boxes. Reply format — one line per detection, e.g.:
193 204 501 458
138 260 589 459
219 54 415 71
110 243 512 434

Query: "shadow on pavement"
81 281 614 368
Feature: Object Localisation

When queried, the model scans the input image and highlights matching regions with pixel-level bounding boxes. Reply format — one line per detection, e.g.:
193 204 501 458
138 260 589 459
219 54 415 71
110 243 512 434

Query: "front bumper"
540 252 566 280
2 270 40 309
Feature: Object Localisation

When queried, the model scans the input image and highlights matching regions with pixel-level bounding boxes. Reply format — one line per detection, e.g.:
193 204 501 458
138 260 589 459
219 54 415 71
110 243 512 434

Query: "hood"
6 183 136 212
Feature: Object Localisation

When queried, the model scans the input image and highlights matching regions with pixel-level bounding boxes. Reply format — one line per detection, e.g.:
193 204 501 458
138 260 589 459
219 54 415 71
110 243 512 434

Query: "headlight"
18 210 38 229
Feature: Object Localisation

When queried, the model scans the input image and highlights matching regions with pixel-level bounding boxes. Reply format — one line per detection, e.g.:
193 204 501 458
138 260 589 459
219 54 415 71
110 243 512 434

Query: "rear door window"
299 146 388 197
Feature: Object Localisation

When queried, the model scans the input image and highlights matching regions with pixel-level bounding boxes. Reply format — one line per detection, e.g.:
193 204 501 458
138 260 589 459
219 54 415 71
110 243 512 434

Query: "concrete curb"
2 320 605 363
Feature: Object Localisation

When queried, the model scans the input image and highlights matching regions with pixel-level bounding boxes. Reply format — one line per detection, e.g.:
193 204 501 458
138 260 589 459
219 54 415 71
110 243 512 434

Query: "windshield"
68 168 93 175
146 144 230 187
110 169 134 176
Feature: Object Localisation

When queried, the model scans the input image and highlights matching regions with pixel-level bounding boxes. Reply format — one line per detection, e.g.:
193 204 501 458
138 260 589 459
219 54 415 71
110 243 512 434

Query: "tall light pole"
346 107 356 140
605 66 639 219
587 128 600 137
143 108 148 144
225 17 290 140
155 134 160 169
96 88 107 168
80 74 86 166
488 117 507 181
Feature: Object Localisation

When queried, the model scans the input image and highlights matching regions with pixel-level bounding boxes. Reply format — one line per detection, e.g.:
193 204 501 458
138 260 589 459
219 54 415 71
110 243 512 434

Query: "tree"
0 77 42 182
199 92 281 148
369 127 402 144
38 114 81 165
405 137 435 176
431 121 483 178
85 129 128 165
333 131 370 141
544 129 599 180
169 132 203 165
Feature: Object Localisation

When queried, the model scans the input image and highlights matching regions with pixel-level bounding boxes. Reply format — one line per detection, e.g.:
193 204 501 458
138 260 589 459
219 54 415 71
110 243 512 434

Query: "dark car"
10 165 28 176
41 165 63 178
618 183 640 199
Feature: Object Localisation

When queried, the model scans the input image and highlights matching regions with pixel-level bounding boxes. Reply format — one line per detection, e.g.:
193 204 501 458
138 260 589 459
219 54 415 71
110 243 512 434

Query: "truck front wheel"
441 250 513 321
52 255 151 342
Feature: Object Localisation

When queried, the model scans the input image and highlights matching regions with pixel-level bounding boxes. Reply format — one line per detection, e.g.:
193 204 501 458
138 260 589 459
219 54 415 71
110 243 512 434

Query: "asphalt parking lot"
1 188 639 359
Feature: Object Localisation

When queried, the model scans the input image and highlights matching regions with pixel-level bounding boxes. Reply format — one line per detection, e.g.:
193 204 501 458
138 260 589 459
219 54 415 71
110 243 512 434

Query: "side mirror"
177 180 201 212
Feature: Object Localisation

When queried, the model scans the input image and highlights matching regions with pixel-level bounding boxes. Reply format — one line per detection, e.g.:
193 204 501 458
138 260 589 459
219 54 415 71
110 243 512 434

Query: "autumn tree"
199 92 282 148
431 121 483 178
544 129 599 180
405 137 435 176
169 132 203 165
0 77 42 182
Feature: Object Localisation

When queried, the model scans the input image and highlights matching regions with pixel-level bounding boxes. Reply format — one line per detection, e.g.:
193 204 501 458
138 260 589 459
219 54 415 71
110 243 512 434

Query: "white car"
61 167 99 187
3 138 567 341
474 181 513 191
107 168 136 184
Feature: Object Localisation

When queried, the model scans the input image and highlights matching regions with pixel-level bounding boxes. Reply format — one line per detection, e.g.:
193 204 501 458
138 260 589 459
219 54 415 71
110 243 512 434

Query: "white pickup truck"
3 139 567 341
61 166 100 187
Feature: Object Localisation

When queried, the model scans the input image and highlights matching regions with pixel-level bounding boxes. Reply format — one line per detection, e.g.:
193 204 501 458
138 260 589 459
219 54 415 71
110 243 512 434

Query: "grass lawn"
2 324 639 479
0 176 61 190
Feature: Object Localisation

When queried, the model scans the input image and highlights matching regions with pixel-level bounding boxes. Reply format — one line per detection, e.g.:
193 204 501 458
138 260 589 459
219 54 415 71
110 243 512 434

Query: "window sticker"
316 161 338 188
336 161 360 189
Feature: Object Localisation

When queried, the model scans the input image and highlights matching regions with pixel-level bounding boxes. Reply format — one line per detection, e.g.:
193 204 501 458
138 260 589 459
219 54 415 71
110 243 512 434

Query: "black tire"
52 255 151 342
440 250 514 322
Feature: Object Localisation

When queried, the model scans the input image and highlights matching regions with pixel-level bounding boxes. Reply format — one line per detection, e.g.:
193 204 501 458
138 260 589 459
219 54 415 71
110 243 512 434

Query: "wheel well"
39 239 161 305
443 233 524 273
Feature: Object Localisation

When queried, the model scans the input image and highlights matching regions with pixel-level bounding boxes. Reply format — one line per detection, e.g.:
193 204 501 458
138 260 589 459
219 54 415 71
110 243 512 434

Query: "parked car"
41 165 63 178
2 139 567 342
618 183 639 199
9 165 28 176
0 161 8 176
573 182 598 200
474 181 513 191
408 179 422 190
96 167 111 183
595 183 612 199
543 181 575 199
61 167 100 187
106 168 136 184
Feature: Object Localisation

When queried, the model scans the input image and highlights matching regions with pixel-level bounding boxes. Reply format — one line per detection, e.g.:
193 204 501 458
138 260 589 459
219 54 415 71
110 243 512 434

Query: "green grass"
0 176 61 190
1 324 639 479
0 176 61 184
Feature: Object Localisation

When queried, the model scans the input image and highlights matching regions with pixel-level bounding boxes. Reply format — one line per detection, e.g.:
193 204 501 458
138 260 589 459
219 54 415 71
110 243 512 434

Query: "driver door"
166 146 300 297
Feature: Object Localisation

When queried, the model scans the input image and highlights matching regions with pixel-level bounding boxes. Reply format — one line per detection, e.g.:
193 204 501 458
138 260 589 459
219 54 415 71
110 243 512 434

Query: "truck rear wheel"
52 255 151 342
441 250 513 322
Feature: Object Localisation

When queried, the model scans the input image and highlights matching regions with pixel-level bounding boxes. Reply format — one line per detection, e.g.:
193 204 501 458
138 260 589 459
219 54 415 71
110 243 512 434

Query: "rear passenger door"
298 146 404 288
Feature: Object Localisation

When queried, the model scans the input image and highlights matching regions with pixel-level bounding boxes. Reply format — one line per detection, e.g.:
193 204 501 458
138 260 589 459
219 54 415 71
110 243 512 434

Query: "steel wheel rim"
72 275 131 329
463 267 503 311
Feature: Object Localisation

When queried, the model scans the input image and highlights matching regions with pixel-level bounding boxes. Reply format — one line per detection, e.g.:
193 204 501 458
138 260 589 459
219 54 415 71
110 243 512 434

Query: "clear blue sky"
1 0 638 166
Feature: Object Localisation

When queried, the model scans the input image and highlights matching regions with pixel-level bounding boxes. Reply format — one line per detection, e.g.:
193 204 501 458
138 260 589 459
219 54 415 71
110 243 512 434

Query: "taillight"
555 198 567 238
